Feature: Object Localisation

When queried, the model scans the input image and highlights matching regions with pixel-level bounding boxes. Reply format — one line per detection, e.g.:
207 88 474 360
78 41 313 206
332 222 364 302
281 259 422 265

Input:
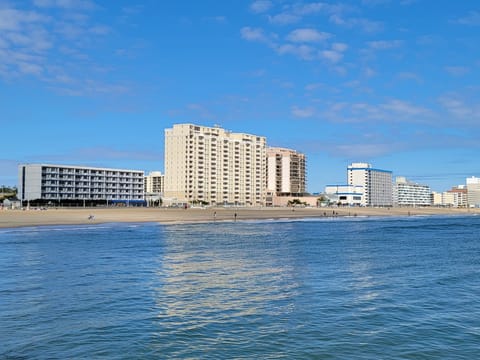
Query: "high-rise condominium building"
144 171 164 194
164 124 267 206
348 162 393 206
394 177 432 206
466 176 480 207
267 147 306 196
18 164 145 205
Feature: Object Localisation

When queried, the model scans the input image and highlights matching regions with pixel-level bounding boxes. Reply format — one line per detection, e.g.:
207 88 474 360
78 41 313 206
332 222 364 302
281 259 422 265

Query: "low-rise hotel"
394 177 432 206
18 164 145 206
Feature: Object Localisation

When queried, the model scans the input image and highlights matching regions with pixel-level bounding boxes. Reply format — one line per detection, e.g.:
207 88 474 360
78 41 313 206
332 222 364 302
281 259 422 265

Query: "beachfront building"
393 177 432 206
18 164 145 206
144 171 164 207
164 124 267 206
144 171 164 194
324 185 364 206
267 147 306 196
466 176 480 207
448 185 468 207
347 162 393 206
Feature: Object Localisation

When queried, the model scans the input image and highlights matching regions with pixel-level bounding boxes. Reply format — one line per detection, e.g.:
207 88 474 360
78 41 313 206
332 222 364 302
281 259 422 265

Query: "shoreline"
1 206 478 229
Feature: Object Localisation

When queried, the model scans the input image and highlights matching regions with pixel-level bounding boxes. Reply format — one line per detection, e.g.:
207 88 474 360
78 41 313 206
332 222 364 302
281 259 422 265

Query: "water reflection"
154 222 301 323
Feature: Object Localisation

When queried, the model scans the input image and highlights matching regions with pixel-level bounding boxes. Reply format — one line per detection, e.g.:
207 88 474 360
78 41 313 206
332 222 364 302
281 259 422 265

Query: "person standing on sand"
214 211 217 221
234 212 237 221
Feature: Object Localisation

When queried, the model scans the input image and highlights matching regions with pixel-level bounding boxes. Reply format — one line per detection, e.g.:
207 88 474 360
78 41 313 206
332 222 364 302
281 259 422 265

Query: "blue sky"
1 0 479 192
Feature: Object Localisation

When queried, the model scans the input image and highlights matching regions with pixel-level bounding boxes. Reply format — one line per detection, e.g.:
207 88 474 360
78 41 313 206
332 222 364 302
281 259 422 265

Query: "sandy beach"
1 206 478 229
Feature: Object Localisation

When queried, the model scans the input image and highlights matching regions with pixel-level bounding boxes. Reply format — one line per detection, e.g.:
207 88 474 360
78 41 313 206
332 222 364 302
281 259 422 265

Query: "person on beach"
214 211 217 221
88 214 94 220
234 212 237 221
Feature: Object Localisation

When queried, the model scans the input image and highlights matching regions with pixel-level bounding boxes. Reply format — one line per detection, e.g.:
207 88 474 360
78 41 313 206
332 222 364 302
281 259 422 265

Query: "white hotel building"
467 176 480 207
394 177 432 206
164 124 267 206
18 164 145 205
348 162 393 206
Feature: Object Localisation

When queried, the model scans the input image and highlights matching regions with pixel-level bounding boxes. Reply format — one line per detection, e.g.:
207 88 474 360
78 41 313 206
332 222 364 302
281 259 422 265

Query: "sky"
1 0 479 192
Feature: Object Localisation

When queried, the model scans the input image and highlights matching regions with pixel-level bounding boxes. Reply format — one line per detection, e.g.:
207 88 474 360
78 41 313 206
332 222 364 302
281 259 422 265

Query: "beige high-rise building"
164 124 267 206
267 147 306 196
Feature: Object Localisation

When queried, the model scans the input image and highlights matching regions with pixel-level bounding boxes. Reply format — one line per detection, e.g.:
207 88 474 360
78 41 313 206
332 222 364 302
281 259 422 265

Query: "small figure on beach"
234 212 237 221
214 211 217 221
88 214 95 220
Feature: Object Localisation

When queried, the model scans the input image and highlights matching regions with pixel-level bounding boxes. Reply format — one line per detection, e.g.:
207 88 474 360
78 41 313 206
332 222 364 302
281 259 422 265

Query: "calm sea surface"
1 215 480 359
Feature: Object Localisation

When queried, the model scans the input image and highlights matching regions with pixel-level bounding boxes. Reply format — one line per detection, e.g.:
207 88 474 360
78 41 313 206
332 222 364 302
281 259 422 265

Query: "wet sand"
1 206 478 229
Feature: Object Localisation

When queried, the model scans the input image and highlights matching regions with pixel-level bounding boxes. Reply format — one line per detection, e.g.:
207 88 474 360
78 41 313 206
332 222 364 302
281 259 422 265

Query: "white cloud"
0 2 126 97
0 8 49 31
240 27 270 43
320 50 343 63
277 44 315 60
438 95 480 123
445 66 470 76
33 0 97 11
381 99 430 117
331 42 348 52
292 106 315 118
454 11 480 26
368 40 403 49
268 13 300 25
250 0 272 14
286 28 331 43
330 14 383 33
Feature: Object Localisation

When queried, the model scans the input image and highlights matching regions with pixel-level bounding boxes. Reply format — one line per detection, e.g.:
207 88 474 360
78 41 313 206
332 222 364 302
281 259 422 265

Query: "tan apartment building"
144 171 164 194
164 124 267 206
267 147 306 196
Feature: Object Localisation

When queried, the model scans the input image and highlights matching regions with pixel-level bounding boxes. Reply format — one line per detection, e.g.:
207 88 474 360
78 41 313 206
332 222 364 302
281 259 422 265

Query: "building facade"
18 164 145 205
164 124 267 206
144 171 164 194
267 147 306 196
466 176 480 207
324 184 364 206
394 177 432 206
347 162 393 206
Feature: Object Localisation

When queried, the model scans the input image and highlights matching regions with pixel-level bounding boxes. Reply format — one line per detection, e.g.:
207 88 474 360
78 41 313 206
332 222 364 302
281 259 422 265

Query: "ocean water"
1 215 480 359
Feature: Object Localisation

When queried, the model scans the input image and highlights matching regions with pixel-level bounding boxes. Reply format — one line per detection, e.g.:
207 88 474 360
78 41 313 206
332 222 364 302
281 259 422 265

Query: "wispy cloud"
286 28 331 43
291 106 315 118
330 14 383 33
454 11 480 26
367 40 403 49
250 0 272 14
240 26 271 43
444 66 470 76
0 1 129 96
33 0 97 11
438 94 480 124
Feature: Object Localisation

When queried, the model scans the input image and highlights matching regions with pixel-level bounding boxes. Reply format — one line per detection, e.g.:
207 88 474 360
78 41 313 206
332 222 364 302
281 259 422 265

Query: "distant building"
267 147 306 196
18 164 145 206
466 176 480 207
394 177 432 206
448 185 468 207
324 184 364 206
347 163 393 206
144 171 164 194
144 171 164 207
164 124 266 206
